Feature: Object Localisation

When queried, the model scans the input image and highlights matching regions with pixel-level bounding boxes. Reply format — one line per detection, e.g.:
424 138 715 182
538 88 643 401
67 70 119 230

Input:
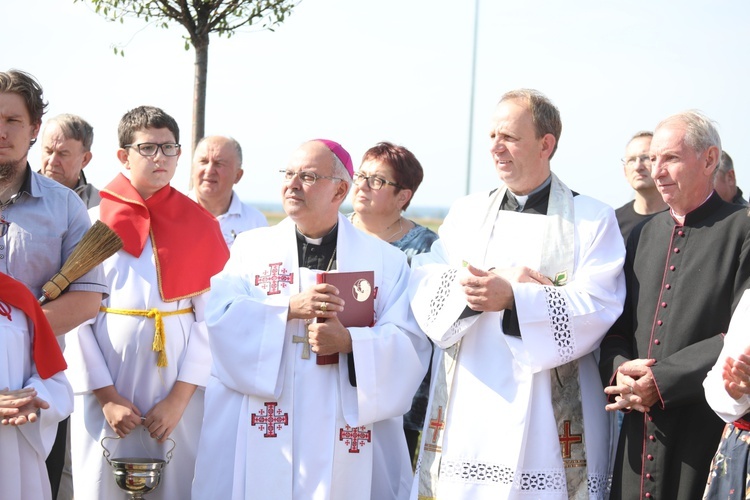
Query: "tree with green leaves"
78 0 299 153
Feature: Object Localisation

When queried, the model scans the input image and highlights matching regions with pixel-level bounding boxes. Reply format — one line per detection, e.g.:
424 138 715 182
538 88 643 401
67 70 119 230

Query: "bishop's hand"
307 315 352 355
288 283 345 321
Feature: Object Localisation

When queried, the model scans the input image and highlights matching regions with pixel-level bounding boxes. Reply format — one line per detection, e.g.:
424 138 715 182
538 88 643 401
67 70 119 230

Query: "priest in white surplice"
408 90 626 500
192 139 431 500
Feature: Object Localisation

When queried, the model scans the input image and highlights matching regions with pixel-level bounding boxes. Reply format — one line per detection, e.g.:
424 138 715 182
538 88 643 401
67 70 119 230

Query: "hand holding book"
314 271 375 365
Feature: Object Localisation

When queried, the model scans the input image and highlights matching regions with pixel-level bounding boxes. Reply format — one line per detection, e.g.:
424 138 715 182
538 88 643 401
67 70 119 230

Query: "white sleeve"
704 290 750 422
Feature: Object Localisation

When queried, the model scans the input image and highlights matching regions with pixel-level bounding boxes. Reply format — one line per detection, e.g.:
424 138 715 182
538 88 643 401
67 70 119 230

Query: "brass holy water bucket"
101 435 175 499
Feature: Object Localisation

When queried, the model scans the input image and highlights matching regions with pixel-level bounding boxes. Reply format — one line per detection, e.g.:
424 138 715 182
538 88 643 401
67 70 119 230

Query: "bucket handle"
101 434 176 466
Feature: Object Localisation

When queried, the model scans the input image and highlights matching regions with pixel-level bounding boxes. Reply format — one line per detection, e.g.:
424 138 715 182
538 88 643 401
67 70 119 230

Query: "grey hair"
331 153 351 196
656 110 721 155
45 114 94 151
718 150 734 173
195 135 243 166
499 88 562 159
627 130 653 146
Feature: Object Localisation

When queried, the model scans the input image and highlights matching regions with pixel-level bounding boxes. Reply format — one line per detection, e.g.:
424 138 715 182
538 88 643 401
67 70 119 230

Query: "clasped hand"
1 387 49 426
721 347 750 400
461 264 553 312
604 359 658 413
290 283 352 355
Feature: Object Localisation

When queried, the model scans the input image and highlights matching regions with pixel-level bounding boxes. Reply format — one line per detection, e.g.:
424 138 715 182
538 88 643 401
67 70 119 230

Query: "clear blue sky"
3 0 750 216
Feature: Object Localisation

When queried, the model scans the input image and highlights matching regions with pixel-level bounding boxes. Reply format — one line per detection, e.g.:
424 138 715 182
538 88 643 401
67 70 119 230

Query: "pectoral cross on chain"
293 328 311 359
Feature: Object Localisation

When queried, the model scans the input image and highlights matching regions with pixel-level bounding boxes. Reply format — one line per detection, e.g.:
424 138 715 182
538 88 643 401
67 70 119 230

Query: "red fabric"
99 173 229 301
733 417 750 431
0 273 67 379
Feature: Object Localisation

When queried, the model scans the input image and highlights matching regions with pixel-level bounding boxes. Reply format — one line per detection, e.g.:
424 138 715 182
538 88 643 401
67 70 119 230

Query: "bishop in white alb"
192 214 431 500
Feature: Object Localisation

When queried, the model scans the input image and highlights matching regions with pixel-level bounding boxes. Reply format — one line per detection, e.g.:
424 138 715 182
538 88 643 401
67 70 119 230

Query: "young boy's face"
117 127 180 199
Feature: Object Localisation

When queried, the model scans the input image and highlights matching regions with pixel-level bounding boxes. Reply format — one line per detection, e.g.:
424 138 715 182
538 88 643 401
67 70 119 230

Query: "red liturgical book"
315 270 375 365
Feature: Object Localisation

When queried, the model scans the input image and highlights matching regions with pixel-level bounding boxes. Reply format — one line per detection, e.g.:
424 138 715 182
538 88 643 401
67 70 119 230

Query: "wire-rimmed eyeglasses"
279 169 343 186
124 143 181 157
352 172 403 190
622 154 651 167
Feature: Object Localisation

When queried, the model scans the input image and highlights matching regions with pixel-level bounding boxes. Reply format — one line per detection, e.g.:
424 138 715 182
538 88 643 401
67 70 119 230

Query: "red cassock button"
678 230 685 236
657 320 663 326
661 302 667 308
665 284 671 289
646 473 653 480
654 339 661 345
674 248 680 253
647 454 654 460
670 265 676 271
645 493 652 499
649 435 656 441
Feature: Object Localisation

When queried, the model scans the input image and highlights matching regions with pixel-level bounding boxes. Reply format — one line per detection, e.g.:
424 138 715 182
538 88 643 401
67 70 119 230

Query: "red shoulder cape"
99 173 229 301
0 273 67 379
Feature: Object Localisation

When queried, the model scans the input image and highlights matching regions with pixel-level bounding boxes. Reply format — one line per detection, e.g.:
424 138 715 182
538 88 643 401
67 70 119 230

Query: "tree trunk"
189 37 209 189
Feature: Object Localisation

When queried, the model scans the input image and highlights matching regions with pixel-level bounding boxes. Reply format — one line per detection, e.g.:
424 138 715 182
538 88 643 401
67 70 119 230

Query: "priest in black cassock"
599 110 750 499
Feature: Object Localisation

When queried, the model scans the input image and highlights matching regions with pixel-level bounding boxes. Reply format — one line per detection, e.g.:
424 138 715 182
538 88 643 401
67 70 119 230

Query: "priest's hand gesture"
462 264 552 311
288 283 345 321
144 381 196 444
307 315 353 355
604 358 658 413
1 387 49 426
94 385 142 438
721 346 750 400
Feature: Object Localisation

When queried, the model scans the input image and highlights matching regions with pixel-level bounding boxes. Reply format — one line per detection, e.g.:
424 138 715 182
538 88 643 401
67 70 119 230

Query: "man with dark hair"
0 69 106 500
40 114 99 208
65 105 228 500
600 111 750 499
714 150 747 206
615 131 668 240
409 89 625 499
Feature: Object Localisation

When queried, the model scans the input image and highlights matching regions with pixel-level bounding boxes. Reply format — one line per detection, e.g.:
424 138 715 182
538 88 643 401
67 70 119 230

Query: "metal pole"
465 0 480 196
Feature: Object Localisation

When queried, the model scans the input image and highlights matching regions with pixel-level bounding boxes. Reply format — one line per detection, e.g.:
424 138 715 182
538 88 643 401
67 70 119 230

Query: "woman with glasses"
350 141 438 466
350 142 438 264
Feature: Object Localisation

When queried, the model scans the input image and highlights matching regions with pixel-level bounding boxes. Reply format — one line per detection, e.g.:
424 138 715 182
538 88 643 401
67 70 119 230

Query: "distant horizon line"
246 200 449 219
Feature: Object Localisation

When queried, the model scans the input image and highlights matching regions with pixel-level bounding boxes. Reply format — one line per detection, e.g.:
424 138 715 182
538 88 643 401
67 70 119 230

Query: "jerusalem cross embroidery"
424 405 445 453
255 262 294 295
251 402 289 438
0 301 11 321
559 420 583 459
339 425 371 453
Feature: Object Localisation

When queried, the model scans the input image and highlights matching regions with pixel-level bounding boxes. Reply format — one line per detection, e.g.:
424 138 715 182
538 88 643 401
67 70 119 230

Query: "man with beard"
0 69 105 500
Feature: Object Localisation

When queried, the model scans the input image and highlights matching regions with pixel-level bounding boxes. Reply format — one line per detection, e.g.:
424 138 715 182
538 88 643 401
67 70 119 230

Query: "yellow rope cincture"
99 306 193 367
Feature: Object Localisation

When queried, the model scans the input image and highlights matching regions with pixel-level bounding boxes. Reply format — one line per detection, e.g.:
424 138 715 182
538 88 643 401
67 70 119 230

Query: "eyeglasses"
352 172 403 190
125 143 181 157
622 154 651 166
279 169 343 186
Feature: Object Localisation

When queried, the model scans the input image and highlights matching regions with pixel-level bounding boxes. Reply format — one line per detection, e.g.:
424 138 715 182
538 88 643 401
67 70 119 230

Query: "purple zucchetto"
313 139 354 178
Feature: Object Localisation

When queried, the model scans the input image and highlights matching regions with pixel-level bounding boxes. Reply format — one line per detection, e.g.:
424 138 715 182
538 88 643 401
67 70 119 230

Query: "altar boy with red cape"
65 106 228 500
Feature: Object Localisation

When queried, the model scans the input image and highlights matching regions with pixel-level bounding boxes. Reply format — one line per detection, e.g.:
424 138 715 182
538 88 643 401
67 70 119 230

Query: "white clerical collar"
508 176 551 212
670 191 714 224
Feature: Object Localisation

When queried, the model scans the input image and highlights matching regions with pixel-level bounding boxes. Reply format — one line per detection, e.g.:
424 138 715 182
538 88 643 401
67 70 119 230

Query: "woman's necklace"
383 216 404 242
